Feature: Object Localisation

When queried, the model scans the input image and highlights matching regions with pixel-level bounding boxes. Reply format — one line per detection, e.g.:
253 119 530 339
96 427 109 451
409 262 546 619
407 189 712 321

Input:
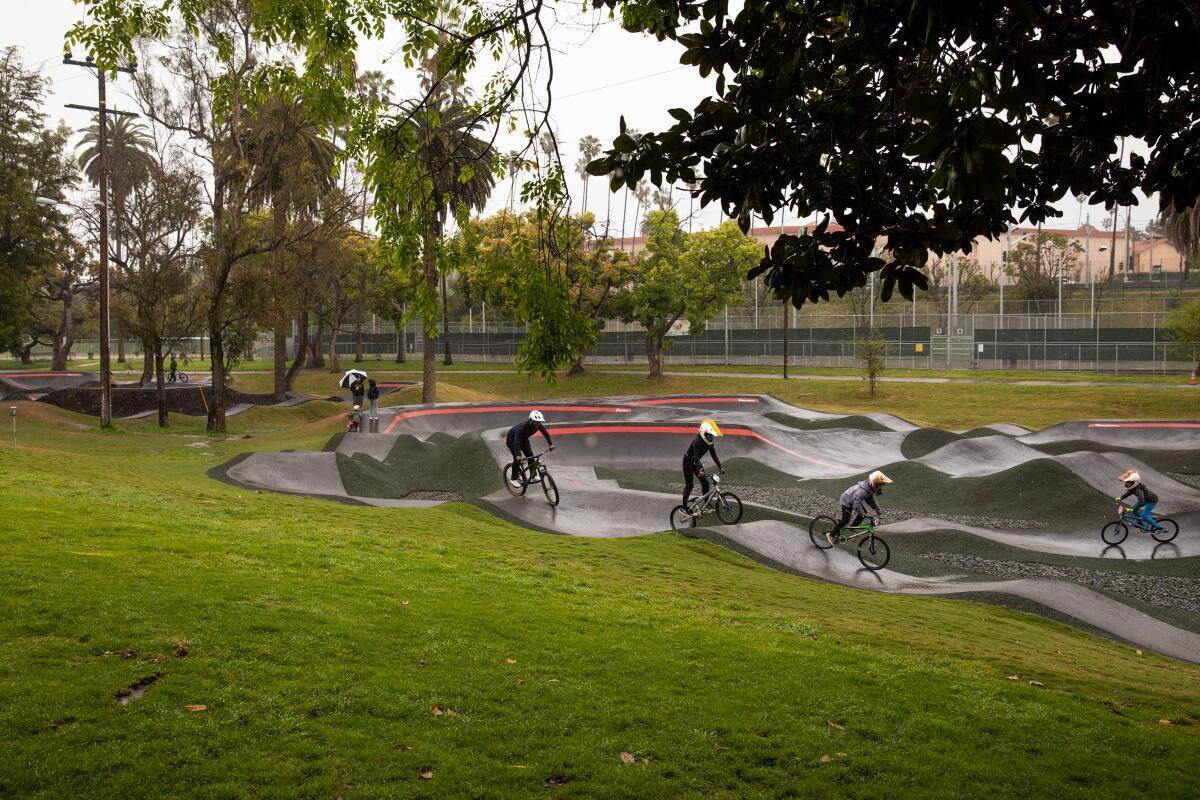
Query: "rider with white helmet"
1117 469 1164 532
682 418 724 512
830 469 893 545
505 409 555 485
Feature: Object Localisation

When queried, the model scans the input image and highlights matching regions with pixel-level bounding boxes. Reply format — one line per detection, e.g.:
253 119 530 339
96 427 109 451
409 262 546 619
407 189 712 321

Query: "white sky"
6 0 1165 239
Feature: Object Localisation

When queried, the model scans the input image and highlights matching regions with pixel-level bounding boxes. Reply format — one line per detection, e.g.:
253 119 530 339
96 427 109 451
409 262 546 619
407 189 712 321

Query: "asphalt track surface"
216 394 1200 664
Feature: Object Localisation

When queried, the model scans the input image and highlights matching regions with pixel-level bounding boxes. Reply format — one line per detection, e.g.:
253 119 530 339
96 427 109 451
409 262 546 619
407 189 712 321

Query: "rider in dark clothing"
682 419 723 510
505 410 554 482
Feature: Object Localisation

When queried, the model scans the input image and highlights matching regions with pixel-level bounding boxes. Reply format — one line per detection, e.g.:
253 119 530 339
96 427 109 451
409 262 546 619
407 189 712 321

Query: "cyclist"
506 410 554 486
346 404 363 433
1117 469 1164 532
830 470 893 545
168 355 178 383
682 419 724 514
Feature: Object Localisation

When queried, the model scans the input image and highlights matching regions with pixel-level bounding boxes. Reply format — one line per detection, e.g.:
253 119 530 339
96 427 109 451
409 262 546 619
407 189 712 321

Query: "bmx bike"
669 473 743 531
503 450 559 506
1101 503 1178 545
807 514 892 571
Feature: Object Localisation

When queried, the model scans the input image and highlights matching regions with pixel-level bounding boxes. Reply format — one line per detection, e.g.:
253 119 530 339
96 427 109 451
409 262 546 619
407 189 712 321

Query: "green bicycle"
808 514 891 570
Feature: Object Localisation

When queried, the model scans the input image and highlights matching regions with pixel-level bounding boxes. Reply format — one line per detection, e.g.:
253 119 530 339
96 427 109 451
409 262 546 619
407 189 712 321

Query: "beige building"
610 222 1186 283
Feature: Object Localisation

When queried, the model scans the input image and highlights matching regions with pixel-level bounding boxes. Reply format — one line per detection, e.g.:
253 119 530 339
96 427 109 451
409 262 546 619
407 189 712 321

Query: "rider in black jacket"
682 419 723 511
505 410 554 483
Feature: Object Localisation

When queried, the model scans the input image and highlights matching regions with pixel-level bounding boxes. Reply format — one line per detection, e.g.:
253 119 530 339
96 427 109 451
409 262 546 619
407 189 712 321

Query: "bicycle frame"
831 521 877 544
1117 504 1160 532
515 450 551 485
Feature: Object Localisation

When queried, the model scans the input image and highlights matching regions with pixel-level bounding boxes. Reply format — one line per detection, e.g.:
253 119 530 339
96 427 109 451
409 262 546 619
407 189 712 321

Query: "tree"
0 48 76 352
1008 233 1083 309
1160 200 1199 275
615 210 755 378
116 159 205 425
854 327 887 397
576 135 603 215
78 115 157 366
23 229 93 370
1166 301 1200 383
589 0 1200 314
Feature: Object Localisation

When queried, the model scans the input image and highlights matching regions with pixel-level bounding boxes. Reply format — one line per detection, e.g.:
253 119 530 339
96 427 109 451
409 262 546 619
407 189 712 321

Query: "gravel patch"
920 552 1200 614
671 483 1047 530
402 490 462 501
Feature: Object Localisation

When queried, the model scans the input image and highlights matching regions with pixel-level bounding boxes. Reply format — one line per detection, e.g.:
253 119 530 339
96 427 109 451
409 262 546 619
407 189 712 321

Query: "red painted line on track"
626 397 760 405
547 424 843 469
2 372 84 378
384 404 632 433
1088 423 1200 429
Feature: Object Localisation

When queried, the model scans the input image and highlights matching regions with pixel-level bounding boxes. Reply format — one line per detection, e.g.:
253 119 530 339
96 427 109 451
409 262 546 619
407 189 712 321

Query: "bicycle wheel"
1100 521 1128 545
809 515 838 549
502 464 527 497
715 491 743 524
179 372 189 383
541 470 559 507
1153 518 1179 543
670 505 696 531
857 534 891 570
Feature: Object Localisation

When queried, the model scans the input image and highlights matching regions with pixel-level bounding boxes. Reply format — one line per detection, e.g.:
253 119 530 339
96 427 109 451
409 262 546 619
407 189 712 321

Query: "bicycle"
503 450 559 506
1101 502 1178 545
167 372 189 383
669 473 744 531
808 514 892 570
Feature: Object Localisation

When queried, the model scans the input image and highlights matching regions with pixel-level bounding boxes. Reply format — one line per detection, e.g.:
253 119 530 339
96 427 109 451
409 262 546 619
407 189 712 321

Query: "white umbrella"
339 369 368 389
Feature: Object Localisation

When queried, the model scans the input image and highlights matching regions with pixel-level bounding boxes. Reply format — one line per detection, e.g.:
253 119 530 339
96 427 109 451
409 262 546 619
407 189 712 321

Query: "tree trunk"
52 290 75 371
139 340 153 386
272 318 289 402
395 315 407 363
422 249 438 404
206 317 226 434
567 353 586 376
354 276 365 363
646 333 664 379
116 318 126 364
154 343 168 428
285 311 309 390
310 317 326 368
328 311 343 373
19 342 33 365
441 271 453 366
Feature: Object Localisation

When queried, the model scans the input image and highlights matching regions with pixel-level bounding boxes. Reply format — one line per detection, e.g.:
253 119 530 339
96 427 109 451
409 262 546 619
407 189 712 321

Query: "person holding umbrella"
339 369 369 408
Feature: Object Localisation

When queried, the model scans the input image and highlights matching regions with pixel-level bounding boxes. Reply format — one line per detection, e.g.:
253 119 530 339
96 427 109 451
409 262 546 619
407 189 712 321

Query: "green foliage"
1165 301 1200 368
1008 233 1083 305
615 212 756 376
588 0 1200 312
854 327 888 396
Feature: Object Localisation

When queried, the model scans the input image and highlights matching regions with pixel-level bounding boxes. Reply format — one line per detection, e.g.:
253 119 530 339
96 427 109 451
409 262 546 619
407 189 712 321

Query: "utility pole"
1107 137 1125 279
1123 208 1132 284
64 54 137 429
1085 214 1094 324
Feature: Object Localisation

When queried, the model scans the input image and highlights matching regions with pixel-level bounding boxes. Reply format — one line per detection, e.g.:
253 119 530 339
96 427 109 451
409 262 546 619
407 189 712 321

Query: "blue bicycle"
1101 503 1178 545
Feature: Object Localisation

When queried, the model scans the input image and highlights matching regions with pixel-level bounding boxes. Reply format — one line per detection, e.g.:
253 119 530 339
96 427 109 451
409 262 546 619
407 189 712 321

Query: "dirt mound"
799 459 1113 524
765 411 892 432
900 426 1005 459
1028 440 1200 477
338 431 503 500
39 385 275 418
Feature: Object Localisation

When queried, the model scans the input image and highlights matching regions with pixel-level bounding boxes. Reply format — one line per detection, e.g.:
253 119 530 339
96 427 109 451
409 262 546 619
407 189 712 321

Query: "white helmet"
699 418 722 444
353 404 361 411
529 410 545 423
868 470 893 489
1119 469 1141 488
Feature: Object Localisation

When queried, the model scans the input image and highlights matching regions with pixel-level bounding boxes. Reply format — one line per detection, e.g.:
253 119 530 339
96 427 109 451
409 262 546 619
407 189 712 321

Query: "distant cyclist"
682 419 724 514
830 470 893 545
1117 469 1164 532
168 355 178 383
506 410 554 485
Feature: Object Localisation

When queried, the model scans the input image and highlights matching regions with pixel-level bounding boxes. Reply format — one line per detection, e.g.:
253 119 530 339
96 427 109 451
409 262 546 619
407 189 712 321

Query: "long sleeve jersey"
684 435 721 470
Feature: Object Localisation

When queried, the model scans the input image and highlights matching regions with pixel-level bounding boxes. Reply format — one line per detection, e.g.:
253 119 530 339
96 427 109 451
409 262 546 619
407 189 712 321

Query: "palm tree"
576 134 602 216
399 100 496 388
1160 200 1200 270
238 96 338 398
78 115 156 366
634 180 652 240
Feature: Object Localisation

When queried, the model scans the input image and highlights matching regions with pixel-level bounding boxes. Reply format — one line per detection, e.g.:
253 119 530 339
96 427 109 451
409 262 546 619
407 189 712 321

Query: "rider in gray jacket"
830 470 893 545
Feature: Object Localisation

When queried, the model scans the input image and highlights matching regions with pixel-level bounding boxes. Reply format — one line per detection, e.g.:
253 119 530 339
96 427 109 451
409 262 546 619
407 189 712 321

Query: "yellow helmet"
699 418 722 443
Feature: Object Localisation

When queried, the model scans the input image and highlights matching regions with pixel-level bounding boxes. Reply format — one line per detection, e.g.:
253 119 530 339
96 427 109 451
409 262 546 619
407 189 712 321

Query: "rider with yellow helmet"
682 418 724 513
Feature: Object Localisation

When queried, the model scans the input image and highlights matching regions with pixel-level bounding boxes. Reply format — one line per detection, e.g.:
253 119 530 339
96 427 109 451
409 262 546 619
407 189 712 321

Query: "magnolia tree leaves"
588 0 1200 310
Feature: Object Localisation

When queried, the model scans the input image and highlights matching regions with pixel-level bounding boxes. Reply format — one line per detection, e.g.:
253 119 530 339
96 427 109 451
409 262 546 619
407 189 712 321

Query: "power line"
556 66 692 100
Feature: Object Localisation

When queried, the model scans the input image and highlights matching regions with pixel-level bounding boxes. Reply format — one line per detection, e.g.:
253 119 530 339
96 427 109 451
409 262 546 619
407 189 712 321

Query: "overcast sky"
7 0 1165 239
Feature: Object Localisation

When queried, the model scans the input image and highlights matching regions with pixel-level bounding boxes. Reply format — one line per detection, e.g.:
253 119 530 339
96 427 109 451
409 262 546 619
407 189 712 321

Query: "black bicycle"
503 450 559 506
669 474 743 531
808 514 892 571
167 371 189 383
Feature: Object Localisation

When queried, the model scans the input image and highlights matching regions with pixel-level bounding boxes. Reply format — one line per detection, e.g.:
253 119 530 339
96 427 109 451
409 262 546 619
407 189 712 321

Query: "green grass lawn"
1 403 1199 798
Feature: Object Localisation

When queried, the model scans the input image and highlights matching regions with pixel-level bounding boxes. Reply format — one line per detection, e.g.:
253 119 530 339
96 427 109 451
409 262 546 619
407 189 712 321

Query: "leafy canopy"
588 0 1200 311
